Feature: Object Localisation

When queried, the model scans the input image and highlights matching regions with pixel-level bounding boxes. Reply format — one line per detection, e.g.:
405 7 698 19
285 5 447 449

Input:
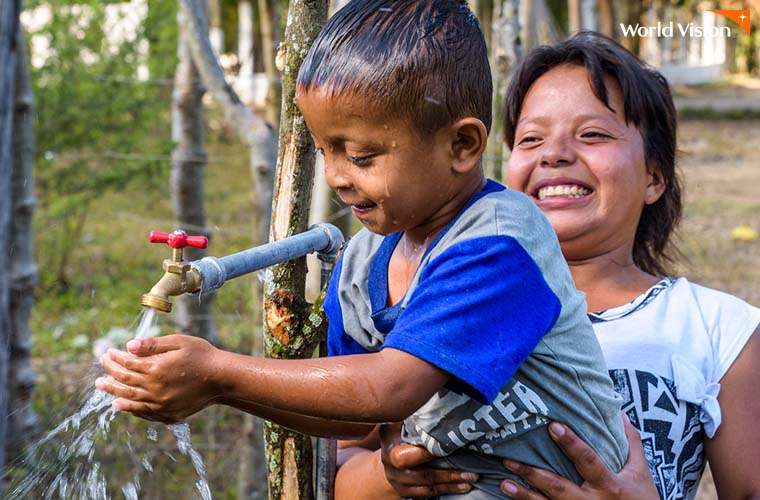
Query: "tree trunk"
478 0 494 55
7 25 39 463
238 0 256 105
257 0 281 126
488 0 521 181
598 0 615 37
208 0 224 54
568 0 581 33
581 0 598 31
263 0 328 498
172 6 217 343
178 0 277 494
177 0 277 250
0 0 21 487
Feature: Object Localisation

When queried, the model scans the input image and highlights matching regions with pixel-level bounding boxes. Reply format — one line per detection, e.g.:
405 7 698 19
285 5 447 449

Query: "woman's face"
506 64 665 262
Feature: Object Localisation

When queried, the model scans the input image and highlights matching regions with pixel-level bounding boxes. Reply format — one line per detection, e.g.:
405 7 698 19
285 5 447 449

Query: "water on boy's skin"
2 307 213 500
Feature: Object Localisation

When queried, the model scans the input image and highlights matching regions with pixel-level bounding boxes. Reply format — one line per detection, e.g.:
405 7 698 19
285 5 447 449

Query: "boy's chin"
359 221 397 236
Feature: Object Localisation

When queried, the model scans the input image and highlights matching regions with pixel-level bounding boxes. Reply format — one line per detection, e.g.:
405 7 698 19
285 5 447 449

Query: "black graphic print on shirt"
609 369 705 500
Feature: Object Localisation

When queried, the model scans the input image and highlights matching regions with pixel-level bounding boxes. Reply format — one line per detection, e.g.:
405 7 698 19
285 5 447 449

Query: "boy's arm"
97 334 449 433
216 396 376 439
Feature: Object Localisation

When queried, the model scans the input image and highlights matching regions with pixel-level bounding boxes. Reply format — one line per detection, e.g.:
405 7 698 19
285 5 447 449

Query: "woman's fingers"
387 443 435 469
501 479 550 500
621 415 648 466
547 422 611 484
504 459 581 500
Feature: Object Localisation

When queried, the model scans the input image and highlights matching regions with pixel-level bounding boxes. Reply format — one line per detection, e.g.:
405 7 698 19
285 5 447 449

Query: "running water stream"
3 308 213 500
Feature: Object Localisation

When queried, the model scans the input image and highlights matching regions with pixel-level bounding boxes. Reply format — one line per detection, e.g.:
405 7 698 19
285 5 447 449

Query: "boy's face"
297 88 461 237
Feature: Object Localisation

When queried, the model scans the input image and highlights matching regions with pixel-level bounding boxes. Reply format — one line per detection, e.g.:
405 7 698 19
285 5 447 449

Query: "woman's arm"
97 334 449 432
704 329 760 500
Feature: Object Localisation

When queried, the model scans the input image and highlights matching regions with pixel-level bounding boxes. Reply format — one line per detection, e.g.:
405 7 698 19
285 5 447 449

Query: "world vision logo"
620 7 751 38
709 9 751 35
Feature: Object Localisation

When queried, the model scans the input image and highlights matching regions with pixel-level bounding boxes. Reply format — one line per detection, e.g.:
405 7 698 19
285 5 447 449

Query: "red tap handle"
149 230 208 249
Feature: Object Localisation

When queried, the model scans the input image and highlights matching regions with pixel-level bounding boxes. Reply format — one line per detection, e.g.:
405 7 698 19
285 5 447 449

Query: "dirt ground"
676 78 760 500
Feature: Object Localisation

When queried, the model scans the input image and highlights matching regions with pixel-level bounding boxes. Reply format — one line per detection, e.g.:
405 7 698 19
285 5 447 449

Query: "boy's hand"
379 423 477 498
500 417 658 500
95 334 221 423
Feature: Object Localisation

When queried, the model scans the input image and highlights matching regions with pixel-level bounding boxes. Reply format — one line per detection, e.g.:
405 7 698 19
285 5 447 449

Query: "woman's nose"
539 137 576 168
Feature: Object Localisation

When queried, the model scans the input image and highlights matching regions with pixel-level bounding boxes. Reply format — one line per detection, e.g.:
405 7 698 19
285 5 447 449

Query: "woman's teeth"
537 185 591 200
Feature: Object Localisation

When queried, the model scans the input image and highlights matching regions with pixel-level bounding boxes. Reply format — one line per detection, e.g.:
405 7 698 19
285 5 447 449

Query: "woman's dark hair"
503 31 682 277
297 0 492 136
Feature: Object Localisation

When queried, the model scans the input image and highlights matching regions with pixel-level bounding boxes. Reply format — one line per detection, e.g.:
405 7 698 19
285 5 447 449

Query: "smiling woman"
340 32 760 500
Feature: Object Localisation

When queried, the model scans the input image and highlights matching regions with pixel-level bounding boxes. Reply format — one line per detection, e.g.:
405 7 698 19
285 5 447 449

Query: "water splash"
3 308 213 499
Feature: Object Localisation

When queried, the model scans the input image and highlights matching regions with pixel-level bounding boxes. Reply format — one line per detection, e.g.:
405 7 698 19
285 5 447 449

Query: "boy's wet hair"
503 32 682 277
297 0 492 136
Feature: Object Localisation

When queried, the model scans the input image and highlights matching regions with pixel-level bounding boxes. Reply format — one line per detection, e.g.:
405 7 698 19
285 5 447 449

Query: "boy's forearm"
217 396 375 439
210 348 449 423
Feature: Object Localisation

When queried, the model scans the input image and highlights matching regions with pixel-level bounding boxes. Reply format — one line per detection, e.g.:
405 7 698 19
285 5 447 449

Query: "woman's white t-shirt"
590 277 760 500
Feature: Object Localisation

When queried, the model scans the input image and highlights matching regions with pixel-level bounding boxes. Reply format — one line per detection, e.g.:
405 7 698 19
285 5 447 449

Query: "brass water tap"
141 230 208 313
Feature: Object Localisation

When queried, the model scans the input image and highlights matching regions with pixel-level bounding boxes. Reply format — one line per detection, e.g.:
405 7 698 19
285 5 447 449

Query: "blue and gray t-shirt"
325 180 627 497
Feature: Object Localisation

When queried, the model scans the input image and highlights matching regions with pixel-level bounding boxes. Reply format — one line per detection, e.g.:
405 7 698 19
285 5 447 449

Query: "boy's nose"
539 138 576 168
324 158 352 191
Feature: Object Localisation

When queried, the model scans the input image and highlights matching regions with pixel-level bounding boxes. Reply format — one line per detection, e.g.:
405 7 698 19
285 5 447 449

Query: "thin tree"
0 0 22 487
178 0 276 247
488 0 521 180
598 0 615 37
568 0 582 33
7 26 39 462
258 0 282 126
172 4 218 343
177 0 276 496
263 0 328 497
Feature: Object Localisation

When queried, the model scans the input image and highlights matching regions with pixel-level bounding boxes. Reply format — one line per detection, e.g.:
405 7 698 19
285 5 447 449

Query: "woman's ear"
450 118 488 174
644 165 667 205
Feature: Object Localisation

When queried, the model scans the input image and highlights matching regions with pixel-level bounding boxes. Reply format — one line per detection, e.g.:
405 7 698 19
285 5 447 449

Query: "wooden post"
7 24 39 464
171 4 217 343
264 1 328 498
0 0 21 487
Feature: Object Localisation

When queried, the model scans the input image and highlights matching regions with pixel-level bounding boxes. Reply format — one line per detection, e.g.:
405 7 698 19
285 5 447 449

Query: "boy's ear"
449 118 488 173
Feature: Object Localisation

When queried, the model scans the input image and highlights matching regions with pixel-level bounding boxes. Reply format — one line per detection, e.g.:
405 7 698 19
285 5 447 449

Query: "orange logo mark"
709 9 751 35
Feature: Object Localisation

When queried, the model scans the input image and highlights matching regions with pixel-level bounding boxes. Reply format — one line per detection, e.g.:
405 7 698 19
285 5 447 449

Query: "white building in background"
623 9 732 85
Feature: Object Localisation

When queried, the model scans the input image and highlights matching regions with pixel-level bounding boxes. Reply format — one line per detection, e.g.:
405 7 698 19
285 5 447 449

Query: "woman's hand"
501 417 658 500
379 423 478 498
95 335 222 423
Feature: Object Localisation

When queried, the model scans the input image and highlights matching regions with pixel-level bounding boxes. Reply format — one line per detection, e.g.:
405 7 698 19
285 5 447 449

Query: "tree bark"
7 24 39 463
264 1 328 498
171 6 218 343
0 0 21 487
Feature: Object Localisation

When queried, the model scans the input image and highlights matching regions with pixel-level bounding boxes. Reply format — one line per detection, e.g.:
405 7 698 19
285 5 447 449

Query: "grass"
13 115 760 498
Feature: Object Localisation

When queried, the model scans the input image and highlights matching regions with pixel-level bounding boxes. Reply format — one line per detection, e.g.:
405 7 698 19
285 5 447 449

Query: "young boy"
98 1 627 496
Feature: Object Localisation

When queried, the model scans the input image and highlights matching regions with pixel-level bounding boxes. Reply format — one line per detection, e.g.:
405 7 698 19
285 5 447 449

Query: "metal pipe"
190 223 343 295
